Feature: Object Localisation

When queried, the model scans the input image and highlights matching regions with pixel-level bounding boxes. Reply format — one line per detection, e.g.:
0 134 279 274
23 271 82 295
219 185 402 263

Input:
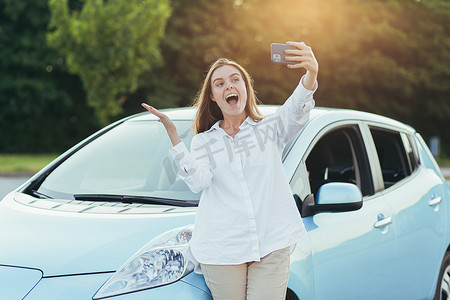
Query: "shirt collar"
205 120 222 133
205 116 259 133
243 116 258 126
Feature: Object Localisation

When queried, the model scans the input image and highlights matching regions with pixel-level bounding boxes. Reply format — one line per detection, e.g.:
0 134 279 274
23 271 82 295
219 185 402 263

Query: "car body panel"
413 132 450 297
283 111 450 300
0 265 42 299
385 166 447 299
1 106 449 299
23 272 212 300
287 236 315 300
0 192 196 276
305 195 396 299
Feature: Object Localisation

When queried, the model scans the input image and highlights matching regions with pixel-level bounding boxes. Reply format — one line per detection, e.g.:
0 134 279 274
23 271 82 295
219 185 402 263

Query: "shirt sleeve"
274 75 317 144
168 134 213 193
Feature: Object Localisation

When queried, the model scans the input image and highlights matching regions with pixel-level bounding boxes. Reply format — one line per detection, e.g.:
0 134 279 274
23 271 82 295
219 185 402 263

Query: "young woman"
142 41 318 300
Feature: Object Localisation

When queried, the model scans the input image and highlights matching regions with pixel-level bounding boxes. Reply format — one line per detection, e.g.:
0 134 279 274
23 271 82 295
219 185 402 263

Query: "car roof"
129 105 415 133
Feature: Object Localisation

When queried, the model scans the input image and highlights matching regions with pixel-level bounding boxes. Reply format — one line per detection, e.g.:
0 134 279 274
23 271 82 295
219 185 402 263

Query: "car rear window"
369 127 412 189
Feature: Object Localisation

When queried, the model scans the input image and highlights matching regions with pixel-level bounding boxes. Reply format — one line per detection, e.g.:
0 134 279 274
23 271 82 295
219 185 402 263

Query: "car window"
401 132 419 173
291 126 373 206
369 127 412 189
37 120 200 202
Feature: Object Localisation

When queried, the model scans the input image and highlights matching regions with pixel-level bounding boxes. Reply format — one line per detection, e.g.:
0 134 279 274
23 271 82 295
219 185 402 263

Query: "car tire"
286 288 299 300
434 251 450 300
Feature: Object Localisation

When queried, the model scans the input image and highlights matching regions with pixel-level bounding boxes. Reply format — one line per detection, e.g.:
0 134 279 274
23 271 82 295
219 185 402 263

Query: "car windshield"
37 120 199 203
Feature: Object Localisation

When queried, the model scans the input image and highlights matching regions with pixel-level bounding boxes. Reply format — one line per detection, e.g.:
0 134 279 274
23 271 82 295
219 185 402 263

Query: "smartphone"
270 43 297 64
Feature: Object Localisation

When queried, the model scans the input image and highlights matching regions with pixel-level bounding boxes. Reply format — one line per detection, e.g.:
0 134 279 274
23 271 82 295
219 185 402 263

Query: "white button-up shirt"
169 77 316 270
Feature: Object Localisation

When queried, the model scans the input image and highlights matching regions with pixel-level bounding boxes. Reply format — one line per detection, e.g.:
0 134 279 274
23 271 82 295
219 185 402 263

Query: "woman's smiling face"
210 65 248 118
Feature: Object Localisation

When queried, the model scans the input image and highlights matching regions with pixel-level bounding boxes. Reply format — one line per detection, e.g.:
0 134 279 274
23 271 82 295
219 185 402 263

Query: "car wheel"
286 288 299 300
435 252 450 300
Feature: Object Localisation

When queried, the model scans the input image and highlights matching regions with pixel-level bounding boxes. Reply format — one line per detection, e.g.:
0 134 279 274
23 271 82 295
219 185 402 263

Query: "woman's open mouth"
226 94 239 106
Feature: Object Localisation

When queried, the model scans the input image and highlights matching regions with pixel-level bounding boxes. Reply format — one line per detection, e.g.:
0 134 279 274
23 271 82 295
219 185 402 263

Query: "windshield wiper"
30 190 53 199
73 194 198 207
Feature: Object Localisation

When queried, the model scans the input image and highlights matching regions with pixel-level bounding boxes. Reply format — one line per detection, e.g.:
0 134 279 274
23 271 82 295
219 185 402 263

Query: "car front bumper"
10 270 211 299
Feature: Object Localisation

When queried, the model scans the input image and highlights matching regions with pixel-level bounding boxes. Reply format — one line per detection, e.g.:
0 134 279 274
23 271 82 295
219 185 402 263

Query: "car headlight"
93 225 194 299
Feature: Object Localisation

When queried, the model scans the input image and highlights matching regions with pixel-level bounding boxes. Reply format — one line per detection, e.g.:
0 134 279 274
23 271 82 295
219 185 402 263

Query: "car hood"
0 192 196 276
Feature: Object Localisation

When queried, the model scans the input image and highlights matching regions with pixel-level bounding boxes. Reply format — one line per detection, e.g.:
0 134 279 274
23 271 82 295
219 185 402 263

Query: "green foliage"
0 0 99 153
47 0 171 124
1 0 449 155
0 153 59 173
126 0 449 154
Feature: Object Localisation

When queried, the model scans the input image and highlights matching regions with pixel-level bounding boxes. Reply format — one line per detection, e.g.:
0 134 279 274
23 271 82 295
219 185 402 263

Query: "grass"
0 153 448 176
436 157 450 167
0 154 59 174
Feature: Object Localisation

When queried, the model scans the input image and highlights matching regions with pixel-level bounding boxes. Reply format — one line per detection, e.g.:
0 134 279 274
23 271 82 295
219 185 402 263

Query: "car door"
367 126 447 299
290 123 397 300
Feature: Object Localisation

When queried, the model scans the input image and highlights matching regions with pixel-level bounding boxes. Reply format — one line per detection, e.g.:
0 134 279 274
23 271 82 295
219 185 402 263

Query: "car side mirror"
316 182 363 213
301 183 363 217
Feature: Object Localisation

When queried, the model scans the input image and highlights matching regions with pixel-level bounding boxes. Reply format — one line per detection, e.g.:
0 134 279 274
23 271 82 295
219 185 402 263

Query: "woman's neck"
220 113 248 137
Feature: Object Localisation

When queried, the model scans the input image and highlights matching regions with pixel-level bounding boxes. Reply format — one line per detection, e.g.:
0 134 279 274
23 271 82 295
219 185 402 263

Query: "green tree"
0 0 99 153
47 0 171 124
130 0 449 156
2 0 448 156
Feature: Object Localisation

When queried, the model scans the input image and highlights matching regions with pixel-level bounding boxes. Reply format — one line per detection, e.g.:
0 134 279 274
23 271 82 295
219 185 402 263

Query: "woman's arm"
169 135 213 193
285 41 319 91
268 42 318 144
141 103 181 146
141 103 212 193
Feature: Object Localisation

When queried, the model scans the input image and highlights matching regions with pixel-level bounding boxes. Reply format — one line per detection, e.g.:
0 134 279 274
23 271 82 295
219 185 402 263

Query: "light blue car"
1 106 449 300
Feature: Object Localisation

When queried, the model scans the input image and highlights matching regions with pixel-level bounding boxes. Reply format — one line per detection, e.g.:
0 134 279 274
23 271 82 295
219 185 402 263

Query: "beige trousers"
201 247 290 300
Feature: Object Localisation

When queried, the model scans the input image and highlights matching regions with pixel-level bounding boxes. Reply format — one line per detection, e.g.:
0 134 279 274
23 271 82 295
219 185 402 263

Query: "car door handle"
374 217 393 228
429 197 442 206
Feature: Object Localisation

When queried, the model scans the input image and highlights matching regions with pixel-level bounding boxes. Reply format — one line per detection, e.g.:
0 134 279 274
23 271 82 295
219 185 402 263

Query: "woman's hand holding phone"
284 41 318 91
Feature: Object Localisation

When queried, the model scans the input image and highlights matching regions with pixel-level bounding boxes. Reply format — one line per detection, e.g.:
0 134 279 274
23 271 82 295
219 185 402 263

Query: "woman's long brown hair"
193 58 263 134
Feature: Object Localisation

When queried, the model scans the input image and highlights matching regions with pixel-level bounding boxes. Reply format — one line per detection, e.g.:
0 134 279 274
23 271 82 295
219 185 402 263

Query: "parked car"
1 106 449 300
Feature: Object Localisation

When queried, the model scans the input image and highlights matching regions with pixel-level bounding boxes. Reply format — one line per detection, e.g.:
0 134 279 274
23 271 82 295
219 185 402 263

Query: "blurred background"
0 0 449 189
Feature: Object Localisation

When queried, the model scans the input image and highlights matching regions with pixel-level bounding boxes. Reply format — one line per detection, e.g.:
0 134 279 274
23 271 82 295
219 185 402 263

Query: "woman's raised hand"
284 41 318 91
141 103 181 146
